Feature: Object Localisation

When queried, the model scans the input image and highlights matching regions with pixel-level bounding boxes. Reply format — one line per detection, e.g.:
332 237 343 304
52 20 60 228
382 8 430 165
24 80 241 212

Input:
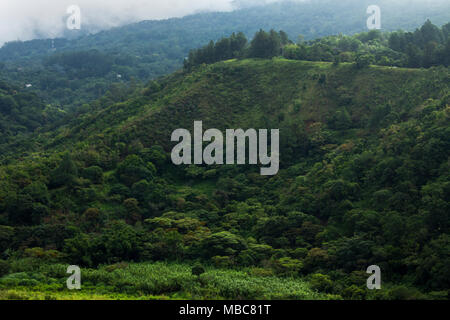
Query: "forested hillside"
0 0 449 113
184 21 450 69
0 55 448 299
0 0 448 300
0 80 64 152
0 19 448 161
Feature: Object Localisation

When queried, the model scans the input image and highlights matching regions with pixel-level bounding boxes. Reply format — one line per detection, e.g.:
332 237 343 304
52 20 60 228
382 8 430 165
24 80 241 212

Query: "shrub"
309 273 333 293
105 262 129 273
342 285 366 300
0 259 11 277
82 166 103 184
24 247 63 262
192 263 205 277
212 256 234 268
248 267 274 277
270 257 303 277
387 286 427 300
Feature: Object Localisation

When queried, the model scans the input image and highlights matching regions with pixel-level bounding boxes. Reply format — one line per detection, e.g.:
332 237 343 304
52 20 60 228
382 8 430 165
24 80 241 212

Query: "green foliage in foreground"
0 262 329 300
2 261 442 300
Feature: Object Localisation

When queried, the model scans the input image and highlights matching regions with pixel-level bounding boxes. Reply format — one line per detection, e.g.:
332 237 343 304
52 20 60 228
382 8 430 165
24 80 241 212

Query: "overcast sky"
0 0 441 46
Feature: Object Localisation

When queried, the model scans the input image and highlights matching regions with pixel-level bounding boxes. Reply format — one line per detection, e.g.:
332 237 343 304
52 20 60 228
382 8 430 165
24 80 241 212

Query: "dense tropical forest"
0 1 449 300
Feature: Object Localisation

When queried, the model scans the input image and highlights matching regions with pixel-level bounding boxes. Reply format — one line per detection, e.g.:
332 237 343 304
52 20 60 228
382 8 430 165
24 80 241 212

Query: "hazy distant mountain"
2 0 449 62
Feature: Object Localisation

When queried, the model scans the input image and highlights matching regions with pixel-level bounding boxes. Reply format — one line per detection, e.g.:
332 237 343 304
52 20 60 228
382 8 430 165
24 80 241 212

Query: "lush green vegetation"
0 261 329 300
1 20 447 161
0 1 448 299
0 80 65 156
185 21 450 69
0 53 448 299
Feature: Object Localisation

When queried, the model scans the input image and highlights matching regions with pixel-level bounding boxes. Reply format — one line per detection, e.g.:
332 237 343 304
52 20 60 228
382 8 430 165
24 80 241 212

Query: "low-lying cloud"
1 0 436 47
0 0 236 46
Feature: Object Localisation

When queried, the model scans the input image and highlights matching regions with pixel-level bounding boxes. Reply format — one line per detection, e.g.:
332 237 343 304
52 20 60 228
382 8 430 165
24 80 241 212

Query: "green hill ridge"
0 58 449 300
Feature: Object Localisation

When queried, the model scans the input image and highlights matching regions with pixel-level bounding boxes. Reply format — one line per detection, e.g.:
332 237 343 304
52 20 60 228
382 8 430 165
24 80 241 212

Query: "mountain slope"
44 59 449 154
0 1 448 120
0 59 448 298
